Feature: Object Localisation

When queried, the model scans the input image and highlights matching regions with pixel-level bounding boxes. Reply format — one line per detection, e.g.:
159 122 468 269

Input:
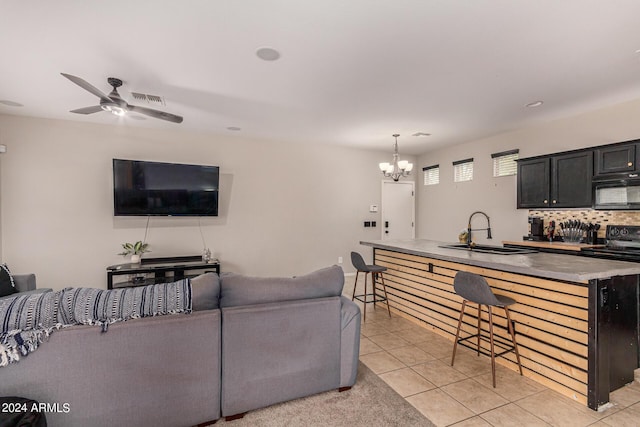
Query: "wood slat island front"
360 239 640 410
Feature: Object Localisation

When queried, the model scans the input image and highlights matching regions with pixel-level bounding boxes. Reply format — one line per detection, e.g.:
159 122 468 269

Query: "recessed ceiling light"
635 49 640 54
525 101 544 108
0 100 24 107
227 126 241 131
412 132 431 137
256 47 281 61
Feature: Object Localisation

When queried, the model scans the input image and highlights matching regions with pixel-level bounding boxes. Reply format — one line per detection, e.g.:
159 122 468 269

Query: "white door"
381 181 415 240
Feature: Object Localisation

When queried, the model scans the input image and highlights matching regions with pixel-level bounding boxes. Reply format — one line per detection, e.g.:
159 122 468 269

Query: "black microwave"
593 174 640 209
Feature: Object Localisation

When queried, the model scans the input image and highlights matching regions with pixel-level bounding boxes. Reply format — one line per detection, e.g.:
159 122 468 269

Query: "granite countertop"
360 239 640 282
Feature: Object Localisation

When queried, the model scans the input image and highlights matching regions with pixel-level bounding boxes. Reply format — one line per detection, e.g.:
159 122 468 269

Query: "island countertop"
502 240 605 252
360 238 640 282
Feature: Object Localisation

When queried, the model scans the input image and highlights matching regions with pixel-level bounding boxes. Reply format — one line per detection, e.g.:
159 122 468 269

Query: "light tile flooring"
343 275 640 427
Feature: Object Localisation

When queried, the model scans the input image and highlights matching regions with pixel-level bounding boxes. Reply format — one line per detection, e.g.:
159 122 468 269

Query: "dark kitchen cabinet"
594 142 638 176
551 151 593 208
517 157 550 208
517 151 593 208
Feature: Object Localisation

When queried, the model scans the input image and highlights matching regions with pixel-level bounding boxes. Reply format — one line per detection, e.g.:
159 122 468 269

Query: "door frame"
381 180 416 240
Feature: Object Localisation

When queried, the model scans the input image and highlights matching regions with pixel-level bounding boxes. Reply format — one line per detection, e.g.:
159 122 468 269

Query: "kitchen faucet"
467 211 492 246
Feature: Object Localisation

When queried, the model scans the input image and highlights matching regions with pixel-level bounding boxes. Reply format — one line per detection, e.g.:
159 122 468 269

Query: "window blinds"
422 164 439 185
492 149 519 177
453 158 473 182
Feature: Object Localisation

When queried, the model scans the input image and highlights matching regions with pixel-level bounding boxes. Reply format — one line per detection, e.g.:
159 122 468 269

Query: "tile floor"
343 275 640 427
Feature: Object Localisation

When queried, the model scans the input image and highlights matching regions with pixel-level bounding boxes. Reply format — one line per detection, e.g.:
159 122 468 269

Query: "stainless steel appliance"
581 225 640 261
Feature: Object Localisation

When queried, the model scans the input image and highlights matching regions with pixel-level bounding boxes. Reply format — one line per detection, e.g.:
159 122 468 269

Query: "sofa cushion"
220 297 341 416
220 265 344 308
0 264 17 298
190 272 220 311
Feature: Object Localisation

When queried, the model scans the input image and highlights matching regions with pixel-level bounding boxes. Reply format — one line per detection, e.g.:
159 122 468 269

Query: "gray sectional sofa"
0 265 360 427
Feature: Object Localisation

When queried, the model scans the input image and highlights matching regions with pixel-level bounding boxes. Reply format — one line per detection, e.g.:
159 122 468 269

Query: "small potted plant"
118 241 150 264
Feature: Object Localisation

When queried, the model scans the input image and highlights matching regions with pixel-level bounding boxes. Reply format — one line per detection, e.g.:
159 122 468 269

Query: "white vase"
130 254 141 264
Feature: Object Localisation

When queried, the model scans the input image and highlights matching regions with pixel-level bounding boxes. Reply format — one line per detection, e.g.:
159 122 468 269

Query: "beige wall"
417 98 640 244
0 149 2 261
0 114 415 290
6 95 640 290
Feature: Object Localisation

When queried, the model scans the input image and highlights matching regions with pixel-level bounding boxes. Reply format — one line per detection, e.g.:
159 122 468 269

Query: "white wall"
0 114 416 290
417 98 640 244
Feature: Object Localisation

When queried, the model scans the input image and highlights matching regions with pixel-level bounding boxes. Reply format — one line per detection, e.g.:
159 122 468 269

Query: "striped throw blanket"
0 279 191 367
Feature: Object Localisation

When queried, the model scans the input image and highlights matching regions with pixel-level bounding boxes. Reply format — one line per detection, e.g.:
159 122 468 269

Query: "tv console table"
106 255 220 289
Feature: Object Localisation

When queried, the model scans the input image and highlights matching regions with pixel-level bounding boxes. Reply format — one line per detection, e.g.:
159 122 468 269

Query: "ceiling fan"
61 73 183 124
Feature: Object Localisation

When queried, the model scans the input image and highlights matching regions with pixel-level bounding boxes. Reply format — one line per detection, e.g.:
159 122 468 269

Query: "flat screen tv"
113 159 219 216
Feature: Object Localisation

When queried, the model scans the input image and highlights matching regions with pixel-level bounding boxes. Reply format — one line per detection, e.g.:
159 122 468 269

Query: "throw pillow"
190 272 220 311
220 264 344 308
0 264 17 298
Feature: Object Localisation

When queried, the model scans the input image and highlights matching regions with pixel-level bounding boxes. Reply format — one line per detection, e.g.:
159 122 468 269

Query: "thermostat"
369 204 378 213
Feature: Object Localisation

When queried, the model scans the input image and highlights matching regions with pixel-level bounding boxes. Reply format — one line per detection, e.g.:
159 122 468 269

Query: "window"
492 149 519 177
423 164 440 186
453 158 473 182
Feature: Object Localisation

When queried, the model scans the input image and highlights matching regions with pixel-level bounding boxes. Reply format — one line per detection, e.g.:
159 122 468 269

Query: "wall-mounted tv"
113 159 219 216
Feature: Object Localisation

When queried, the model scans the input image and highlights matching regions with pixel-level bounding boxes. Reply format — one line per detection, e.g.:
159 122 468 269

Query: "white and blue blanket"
0 279 191 367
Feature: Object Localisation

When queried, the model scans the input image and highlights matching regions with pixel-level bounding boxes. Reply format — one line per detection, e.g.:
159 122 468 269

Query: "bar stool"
350 252 391 322
451 271 523 387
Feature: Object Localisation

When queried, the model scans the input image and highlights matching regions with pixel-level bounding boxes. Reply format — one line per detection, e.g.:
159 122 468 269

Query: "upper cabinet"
517 151 593 209
551 151 593 208
594 141 640 176
517 157 550 208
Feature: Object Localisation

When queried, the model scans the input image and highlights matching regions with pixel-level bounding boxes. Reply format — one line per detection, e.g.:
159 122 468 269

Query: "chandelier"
379 134 413 181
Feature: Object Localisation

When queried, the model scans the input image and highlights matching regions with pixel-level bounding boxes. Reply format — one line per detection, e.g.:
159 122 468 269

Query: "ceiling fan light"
405 163 414 172
102 104 126 116
379 162 390 171
398 160 409 170
111 106 126 116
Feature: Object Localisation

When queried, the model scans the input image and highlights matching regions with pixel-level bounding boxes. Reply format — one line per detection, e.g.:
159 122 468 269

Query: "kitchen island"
360 239 640 410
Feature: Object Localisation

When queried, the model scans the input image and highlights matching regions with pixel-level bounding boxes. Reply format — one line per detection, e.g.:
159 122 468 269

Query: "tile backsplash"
528 210 640 238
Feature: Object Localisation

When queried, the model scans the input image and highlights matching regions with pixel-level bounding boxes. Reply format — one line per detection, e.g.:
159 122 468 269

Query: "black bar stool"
451 271 523 387
350 252 391 322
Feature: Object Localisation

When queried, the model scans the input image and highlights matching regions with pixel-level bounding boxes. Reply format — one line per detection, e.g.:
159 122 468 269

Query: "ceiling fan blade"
70 105 104 114
61 73 113 104
128 105 183 124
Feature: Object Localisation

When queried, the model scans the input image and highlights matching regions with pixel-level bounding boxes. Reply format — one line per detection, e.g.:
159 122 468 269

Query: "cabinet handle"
552 200 557 204
630 174 639 178
543 199 548 204
629 162 633 167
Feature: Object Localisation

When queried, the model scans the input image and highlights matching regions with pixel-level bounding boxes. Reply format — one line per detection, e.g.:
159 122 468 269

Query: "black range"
581 225 640 262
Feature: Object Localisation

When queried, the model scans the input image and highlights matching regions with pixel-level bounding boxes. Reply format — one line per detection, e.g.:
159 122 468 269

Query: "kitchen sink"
438 243 537 255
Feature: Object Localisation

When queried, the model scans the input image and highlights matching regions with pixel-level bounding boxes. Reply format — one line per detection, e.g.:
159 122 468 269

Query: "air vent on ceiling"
130 92 166 106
